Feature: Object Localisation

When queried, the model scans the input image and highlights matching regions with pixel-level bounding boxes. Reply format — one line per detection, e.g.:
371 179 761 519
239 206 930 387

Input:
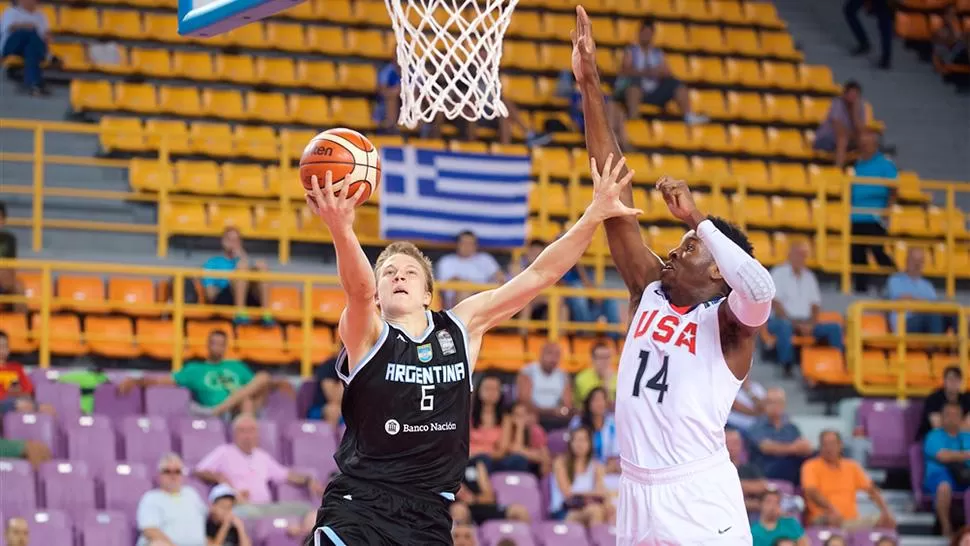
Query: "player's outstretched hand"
656 176 704 226
570 6 598 85
586 153 642 222
305 171 364 229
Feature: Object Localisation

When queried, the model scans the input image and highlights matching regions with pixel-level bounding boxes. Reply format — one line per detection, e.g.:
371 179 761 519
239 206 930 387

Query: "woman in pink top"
469 375 531 473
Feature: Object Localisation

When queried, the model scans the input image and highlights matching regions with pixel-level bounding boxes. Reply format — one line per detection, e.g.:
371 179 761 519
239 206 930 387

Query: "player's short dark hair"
819 429 842 444
843 80 862 93
641 17 655 29
707 215 754 257
456 230 476 241
944 365 962 380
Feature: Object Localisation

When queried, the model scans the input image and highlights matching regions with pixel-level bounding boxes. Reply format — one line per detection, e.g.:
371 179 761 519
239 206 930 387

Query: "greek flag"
379 146 532 247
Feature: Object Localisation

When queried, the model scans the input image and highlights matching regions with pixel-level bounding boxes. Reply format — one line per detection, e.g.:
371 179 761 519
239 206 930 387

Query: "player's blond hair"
374 241 435 302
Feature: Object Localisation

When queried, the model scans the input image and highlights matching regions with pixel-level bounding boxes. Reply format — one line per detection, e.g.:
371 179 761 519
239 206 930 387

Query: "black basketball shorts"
305 473 453 546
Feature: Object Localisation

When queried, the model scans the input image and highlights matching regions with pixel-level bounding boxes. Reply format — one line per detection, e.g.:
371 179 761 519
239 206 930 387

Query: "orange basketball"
299 128 381 206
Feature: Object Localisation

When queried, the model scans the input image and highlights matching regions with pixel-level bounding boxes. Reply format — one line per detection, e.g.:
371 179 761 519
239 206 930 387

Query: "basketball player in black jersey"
300 154 641 545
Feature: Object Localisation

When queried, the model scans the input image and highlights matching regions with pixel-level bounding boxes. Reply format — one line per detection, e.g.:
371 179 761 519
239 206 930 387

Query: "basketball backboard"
178 0 307 37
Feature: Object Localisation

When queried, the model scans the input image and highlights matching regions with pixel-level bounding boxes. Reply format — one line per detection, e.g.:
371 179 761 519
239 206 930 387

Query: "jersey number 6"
421 385 435 411
632 350 670 403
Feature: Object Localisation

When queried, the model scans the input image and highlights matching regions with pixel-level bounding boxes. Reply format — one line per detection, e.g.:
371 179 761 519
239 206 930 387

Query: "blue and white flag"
379 146 532 247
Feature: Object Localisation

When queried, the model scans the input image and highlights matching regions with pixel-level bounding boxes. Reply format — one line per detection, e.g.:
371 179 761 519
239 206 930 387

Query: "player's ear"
709 263 723 282
423 290 432 308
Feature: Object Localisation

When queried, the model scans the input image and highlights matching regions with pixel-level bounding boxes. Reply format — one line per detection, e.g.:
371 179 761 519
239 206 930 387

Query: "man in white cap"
206 484 252 546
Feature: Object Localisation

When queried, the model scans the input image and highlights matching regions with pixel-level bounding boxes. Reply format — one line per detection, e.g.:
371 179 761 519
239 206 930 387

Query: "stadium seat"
725 58 763 88
286 421 338 476
71 80 114 112
480 521 535 546
689 26 727 54
174 417 227 467
761 32 801 60
130 48 171 78
764 94 804 124
306 27 348 56
86 316 139 359
356 0 390 26
338 64 378 94
0 313 35 353
690 89 729 119
480 334 528 372
311 287 345 323
762 62 802 90
64 416 118 476
236 324 291 365
0 459 36 515
724 28 761 55
774 196 814 230
654 22 689 50
508 11 543 39
767 128 811 159
331 98 374 129
58 7 100 35
142 12 182 42
799 65 841 94
135 319 176 360
737 194 774 228
247 92 292 124
503 41 542 71
347 29 388 58
145 385 192 420
652 121 691 150
102 463 152 516
535 522 589 546
889 205 929 236
145 119 191 155
129 158 174 191
266 22 311 53
222 164 270 197
266 286 302 322
158 86 203 118
100 117 145 154
689 56 730 85
55 275 106 313
927 206 968 238
285 325 335 363
491 472 544 522
215 54 258 85
226 22 266 48
121 416 173 467
297 60 340 91
802 346 852 385
710 0 746 24
726 91 769 122
116 82 159 114
289 95 332 127
729 125 768 155
189 123 234 158
39 461 97 519
234 126 279 161
769 162 811 195
202 89 247 120
80 512 130 546
172 51 217 81
174 161 222 195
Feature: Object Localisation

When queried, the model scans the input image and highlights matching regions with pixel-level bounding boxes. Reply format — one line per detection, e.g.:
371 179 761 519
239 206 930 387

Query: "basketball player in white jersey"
572 7 776 544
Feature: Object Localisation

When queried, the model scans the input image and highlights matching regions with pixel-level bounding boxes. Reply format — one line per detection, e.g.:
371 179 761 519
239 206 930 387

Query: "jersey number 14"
632 350 669 403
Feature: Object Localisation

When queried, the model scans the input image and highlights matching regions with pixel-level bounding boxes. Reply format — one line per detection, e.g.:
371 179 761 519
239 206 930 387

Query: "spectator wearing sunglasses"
136 453 207 546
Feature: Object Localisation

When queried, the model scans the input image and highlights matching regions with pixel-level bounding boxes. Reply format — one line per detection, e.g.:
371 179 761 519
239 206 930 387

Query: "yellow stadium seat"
100 117 145 153
503 75 540 107
927 206 968 238
737 194 775 228
643 0 675 17
688 56 728 85
280 129 318 162
145 119 191 155
648 227 685 256
539 44 572 73
728 125 768 156
209 204 253 232
86 316 139 360
689 89 728 120
330 98 374 129
799 65 841 94
142 13 182 43
297 60 339 91
724 58 762 88
652 121 691 150
202 89 246 120
889 205 929 236
710 0 746 24
101 10 143 40
338 64 377 94
808 164 848 196
288 95 331 127
223 164 270 197
174 160 222 194
622 119 654 148
767 128 811 159
689 26 727 53
724 28 761 55
128 158 174 191
306 27 348 56
172 51 216 81
158 86 203 117
254 204 298 232
50 43 91 72
266 22 310 53
55 275 107 313
188 122 234 158
589 15 620 45
748 230 778 266
214 54 257 85
226 22 266 48
726 92 768 122
246 92 291 124
693 191 730 217
502 41 541 71
648 154 692 180
507 10 543 39
690 124 732 154
71 80 113 112
801 96 833 125
233 126 279 161
654 22 688 49
530 183 569 216
116 83 158 114
689 156 730 186
347 29 387 58
764 94 804 124
58 7 100 35
816 200 848 232
679 0 715 21
165 202 207 232
318 0 356 23
664 54 689 82
542 13 574 41
745 2 784 28
769 163 812 194
773 196 814 230
614 18 641 46
761 32 802 60
255 57 298 87
356 0 390 26
730 159 773 192
534 148 572 179
763 62 802 91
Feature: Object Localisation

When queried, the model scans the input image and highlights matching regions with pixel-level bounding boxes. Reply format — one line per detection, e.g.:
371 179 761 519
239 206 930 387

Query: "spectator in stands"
802 430 895 530
194 414 324 515
934 5 970 69
450 459 531 526
728 376 767 432
306 345 343 426
726 428 770 512
748 388 814 485
517 342 573 430
844 0 894 69
0 331 33 408
509 400 551 476
202 227 272 325
136 453 207 546
874 537 897 546
886 246 945 334
574 341 617 404
774 540 797 546
766 240 845 376
470 374 530 473
824 537 848 546
205 484 252 546
924 402 970 537
375 59 401 133
812 81 867 169
570 387 620 481
119 330 294 417
0 0 51 95
451 523 479 546
0 203 24 312
560 262 622 334
3 517 28 546
750 488 807 546
849 129 897 293
436 230 506 308
509 239 551 322
917 366 970 440
550 426 613 526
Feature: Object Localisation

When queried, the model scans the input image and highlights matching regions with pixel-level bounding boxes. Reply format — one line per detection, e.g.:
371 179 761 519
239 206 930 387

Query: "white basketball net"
384 0 518 129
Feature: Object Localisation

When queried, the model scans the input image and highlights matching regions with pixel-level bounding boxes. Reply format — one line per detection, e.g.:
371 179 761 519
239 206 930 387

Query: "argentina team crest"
436 330 456 355
417 343 433 363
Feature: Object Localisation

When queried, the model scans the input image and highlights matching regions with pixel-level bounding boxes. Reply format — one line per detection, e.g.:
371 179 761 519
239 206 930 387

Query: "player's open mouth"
661 263 674 271
394 288 409 295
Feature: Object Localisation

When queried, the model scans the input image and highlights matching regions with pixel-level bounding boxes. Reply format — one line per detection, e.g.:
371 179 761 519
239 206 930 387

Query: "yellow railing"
1 119 968 295
0 259 628 377
847 300 969 400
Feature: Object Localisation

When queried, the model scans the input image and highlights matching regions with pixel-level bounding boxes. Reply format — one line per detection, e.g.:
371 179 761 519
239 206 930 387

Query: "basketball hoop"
384 0 518 129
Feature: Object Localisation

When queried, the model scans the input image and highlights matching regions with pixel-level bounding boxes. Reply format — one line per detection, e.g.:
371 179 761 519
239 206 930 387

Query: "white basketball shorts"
616 449 752 546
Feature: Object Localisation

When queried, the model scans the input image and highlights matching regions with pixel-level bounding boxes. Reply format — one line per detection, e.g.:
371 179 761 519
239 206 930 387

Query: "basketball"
299 128 381 206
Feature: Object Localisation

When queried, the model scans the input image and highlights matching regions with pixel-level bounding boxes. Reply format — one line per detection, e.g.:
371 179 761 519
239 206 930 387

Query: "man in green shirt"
118 330 293 415
574 341 618 405
750 489 808 546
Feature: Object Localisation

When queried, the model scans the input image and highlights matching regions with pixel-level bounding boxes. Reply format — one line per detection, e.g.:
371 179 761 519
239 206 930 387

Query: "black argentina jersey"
334 310 472 495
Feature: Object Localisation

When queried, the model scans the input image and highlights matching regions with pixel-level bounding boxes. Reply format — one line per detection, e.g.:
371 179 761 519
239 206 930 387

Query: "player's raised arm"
572 6 663 303
453 154 641 337
305 173 382 371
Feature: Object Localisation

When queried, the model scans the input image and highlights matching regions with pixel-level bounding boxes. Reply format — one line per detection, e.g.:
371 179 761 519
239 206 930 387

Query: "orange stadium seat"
285 324 335 363
108 277 158 316
312 287 346 323
86 316 140 359
135 318 176 360
236 325 291 365
43 314 85 356
802 346 852 385
55 275 107 313
860 350 895 385
861 313 890 338
0 313 36 354
266 286 302 322
480 333 528 372
894 351 937 388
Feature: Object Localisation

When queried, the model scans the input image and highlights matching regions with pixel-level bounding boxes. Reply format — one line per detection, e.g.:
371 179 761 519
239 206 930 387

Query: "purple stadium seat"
909 442 927 508
850 528 898 546
479 521 535 546
491 472 543 522
535 521 589 546
296 380 317 419
101 463 152 516
29 368 59 386
80 511 131 546
0 459 36 516
121 416 173 467
34 380 82 422
264 530 302 546
254 517 300 545
144 385 191 419
39 460 96 519
263 389 299 423
93 383 143 418
23 510 73 546
588 524 616 546
865 401 908 469
804 527 847 546
275 468 320 502
2 412 58 455
64 416 118 476
174 418 227 467
260 419 283 461
547 428 570 456
184 476 210 500
286 421 337 472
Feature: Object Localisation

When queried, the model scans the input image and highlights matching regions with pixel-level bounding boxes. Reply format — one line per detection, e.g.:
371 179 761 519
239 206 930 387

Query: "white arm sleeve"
696 219 775 327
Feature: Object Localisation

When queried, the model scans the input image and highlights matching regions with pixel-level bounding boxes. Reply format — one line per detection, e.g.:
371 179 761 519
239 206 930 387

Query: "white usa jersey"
616 281 744 469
